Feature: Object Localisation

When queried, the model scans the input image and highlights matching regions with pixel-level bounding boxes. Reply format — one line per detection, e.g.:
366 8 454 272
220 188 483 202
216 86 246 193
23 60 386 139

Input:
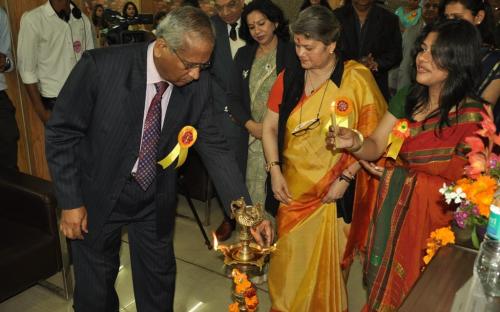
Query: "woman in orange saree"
328 19 485 311
262 6 386 311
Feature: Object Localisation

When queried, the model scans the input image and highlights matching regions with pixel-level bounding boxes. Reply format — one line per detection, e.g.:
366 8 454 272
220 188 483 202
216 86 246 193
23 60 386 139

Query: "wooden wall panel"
4 0 49 179
2 0 148 179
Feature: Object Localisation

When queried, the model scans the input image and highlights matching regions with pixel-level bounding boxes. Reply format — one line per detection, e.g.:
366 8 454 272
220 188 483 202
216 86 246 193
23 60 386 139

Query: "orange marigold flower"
229 302 239 312
423 227 455 265
423 254 433 265
245 295 259 309
478 203 491 218
235 279 252 294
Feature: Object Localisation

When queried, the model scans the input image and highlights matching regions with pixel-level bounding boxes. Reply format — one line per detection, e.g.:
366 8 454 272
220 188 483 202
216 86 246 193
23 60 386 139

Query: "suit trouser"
0 90 19 170
71 177 176 312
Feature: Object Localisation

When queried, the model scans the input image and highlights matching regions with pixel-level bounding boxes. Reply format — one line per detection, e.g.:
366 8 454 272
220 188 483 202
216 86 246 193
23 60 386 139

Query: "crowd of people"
1 0 499 311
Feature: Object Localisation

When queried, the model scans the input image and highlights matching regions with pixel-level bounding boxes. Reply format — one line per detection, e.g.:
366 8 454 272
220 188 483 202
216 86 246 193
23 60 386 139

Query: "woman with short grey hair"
262 5 386 311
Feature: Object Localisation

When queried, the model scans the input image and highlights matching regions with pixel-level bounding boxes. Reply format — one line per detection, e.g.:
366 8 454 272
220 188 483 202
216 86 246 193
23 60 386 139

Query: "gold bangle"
346 129 364 153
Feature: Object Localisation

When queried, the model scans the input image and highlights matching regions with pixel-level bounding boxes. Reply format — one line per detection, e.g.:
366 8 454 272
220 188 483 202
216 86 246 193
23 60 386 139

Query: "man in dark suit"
211 0 248 241
45 7 272 312
334 0 402 100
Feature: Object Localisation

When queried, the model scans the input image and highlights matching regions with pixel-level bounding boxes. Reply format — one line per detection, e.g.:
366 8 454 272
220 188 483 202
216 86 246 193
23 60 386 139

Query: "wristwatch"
265 161 281 172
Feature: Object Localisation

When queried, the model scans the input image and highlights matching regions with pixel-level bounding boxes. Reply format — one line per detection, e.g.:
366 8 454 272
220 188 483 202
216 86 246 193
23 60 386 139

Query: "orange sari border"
277 153 351 236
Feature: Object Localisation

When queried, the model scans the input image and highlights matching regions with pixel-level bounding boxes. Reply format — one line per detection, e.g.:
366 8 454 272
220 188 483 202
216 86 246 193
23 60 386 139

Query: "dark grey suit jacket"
45 42 249 244
209 15 248 176
334 4 402 100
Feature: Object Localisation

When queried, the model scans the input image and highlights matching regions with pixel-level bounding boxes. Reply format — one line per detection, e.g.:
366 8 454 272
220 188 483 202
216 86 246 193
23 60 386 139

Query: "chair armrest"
0 169 58 235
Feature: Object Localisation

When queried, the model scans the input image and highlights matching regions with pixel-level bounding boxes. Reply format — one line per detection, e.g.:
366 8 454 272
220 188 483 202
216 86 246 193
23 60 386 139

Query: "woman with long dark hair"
122 1 145 31
122 1 139 18
92 4 108 47
327 19 484 311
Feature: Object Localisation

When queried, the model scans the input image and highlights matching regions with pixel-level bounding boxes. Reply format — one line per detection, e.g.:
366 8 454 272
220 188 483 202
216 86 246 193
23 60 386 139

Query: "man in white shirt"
0 6 18 170
210 0 247 241
17 0 94 124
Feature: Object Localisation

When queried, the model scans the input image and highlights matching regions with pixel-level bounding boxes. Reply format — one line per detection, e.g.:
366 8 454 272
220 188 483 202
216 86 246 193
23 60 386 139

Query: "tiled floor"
0 197 366 312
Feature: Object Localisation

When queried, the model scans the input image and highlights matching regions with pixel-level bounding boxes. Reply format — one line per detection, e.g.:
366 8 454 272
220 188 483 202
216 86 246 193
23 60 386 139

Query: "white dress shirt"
17 1 94 98
228 18 245 59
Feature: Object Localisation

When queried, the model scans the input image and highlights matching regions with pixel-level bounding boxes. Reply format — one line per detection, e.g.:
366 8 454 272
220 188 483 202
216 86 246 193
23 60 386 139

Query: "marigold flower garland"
229 269 259 312
423 226 455 265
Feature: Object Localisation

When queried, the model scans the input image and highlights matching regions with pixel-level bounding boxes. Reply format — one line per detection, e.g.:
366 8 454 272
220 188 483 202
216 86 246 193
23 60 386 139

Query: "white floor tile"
0 197 366 312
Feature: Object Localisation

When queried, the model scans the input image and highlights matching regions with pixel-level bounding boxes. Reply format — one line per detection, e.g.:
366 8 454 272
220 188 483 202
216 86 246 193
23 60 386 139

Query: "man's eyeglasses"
172 49 211 70
291 117 320 137
215 0 240 12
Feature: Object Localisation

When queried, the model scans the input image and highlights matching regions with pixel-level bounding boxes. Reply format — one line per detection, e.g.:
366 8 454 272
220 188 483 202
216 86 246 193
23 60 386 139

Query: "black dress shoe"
215 219 236 242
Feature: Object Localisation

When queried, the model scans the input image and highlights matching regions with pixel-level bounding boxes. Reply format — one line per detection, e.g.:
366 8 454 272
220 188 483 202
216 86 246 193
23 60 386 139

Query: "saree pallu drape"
363 102 484 312
269 61 386 312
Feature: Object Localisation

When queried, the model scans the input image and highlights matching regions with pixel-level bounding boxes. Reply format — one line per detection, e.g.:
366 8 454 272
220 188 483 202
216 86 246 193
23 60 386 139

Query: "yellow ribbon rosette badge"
386 119 410 159
158 126 198 169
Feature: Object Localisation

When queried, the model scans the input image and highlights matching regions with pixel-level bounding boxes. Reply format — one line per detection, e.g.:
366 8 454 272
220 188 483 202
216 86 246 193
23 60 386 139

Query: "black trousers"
0 90 19 170
71 177 176 312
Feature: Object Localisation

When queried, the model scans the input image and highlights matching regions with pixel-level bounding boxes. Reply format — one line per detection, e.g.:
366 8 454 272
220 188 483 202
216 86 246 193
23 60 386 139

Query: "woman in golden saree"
328 19 484 311
262 6 386 311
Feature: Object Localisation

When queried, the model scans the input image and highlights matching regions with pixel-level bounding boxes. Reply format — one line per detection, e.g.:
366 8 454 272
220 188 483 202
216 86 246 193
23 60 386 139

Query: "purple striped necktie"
134 82 169 191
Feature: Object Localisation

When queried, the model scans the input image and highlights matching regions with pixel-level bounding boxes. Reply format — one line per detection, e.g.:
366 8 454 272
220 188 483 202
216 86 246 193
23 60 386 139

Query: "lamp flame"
212 232 218 250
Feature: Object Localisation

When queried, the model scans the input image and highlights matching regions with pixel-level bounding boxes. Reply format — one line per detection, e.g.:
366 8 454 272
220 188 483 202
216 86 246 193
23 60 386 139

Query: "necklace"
305 58 337 95
292 58 337 136
292 82 329 136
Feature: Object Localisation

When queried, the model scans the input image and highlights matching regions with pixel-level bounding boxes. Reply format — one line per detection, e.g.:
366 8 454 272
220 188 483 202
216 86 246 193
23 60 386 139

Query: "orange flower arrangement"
438 105 500 248
423 226 455 265
229 269 259 312
455 175 497 218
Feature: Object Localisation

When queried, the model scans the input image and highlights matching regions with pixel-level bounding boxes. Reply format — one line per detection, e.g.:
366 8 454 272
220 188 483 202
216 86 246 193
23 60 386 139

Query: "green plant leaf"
472 225 480 249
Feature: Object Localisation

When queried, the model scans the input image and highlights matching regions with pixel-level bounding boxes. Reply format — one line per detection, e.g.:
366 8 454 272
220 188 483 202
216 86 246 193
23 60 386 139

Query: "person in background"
92 4 108 47
45 7 273 311
300 0 334 11
0 6 18 170
327 19 484 311
17 0 94 124
394 0 422 32
441 0 500 126
152 10 167 35
395 0 439 90
263 6 386 311
491 0 500 46
199 0 217 15
211 0 248 242
228 0 294 217
92 4 108 29
122 1 138 18
153 0 171 13
122 1 146 31
170 0 186 10
333 0 402 101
